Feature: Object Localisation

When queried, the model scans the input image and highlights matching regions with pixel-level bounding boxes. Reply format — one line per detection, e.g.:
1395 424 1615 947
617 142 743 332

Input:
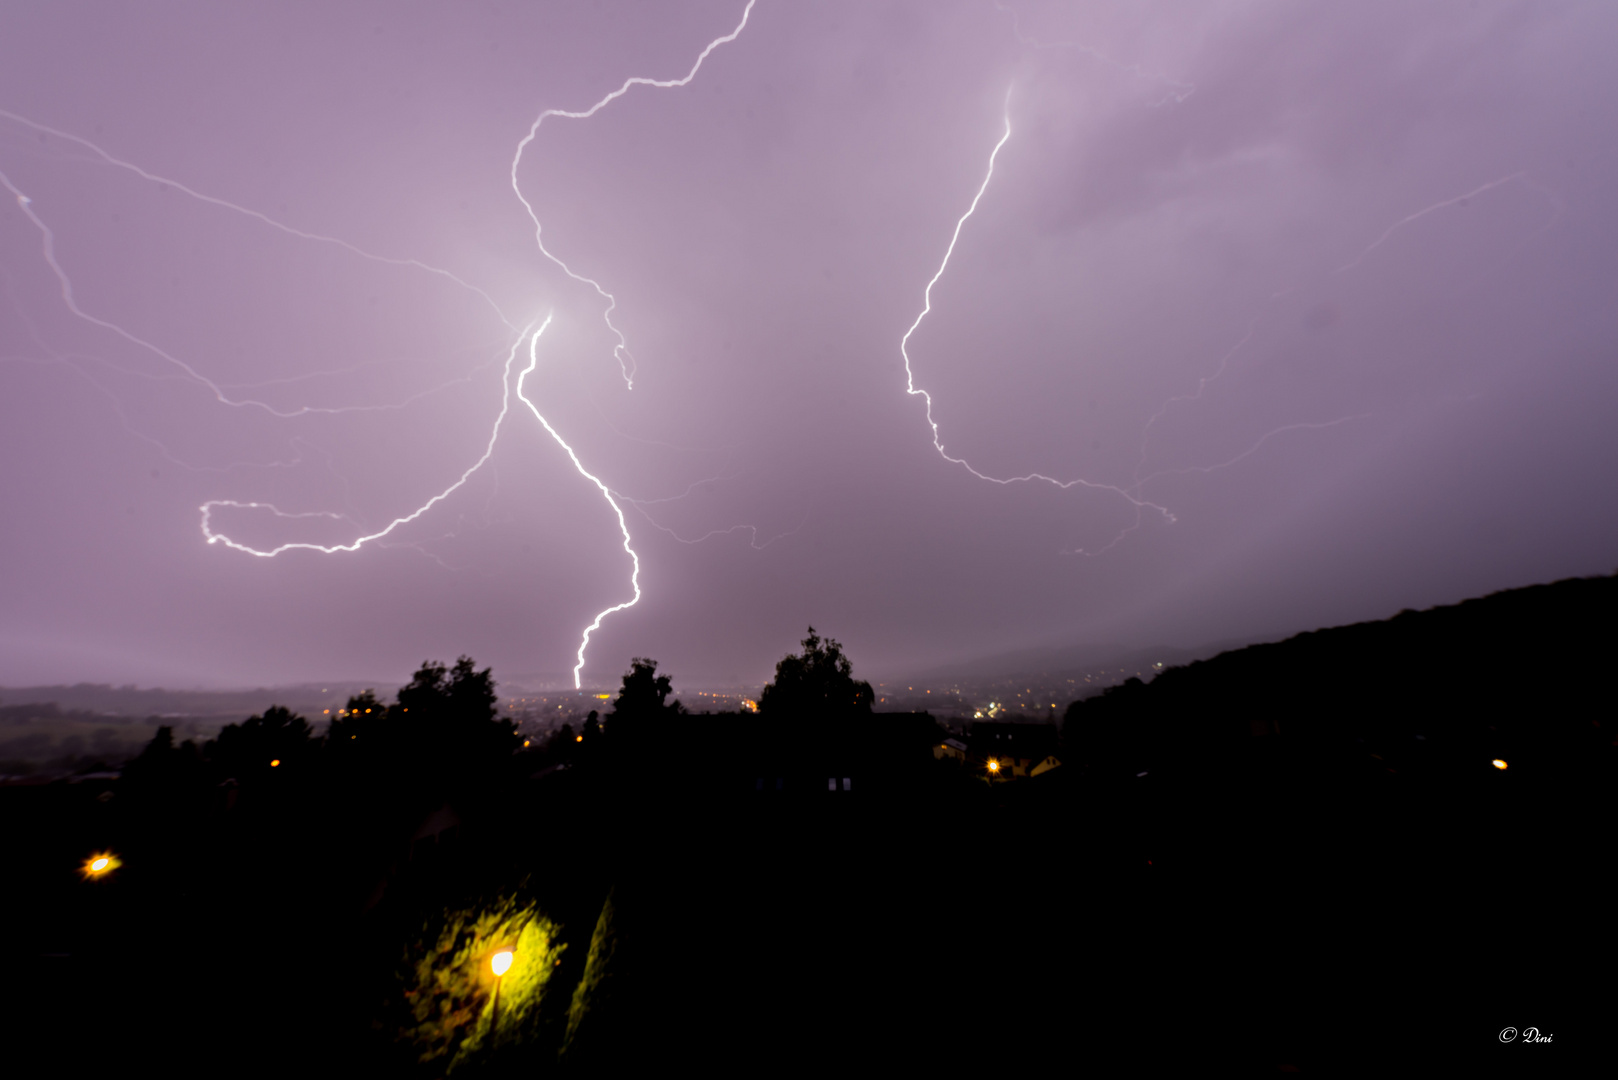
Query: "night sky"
2 1 1615 690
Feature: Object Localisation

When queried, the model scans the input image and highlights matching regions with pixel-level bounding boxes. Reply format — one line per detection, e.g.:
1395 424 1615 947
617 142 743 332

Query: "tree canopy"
320 657 516 790
604 658 684 751
758 627 873 721
207 705 312 779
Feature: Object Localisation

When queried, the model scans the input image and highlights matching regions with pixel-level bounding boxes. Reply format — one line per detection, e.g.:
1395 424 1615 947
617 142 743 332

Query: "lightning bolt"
1135 414 1376 486
624 500 808 551
1336 172 1529 273
494 0 757 681
0 107 514 329
3 3 761 686
200 320 543 557
904 45 1559 561
509 0 756 389
992 2 1196 105
898 89 1176 549
0 163 511 419
514 326 638 688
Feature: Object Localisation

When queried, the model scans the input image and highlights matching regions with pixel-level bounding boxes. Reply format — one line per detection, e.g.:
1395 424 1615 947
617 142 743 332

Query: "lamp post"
490 950 514 1037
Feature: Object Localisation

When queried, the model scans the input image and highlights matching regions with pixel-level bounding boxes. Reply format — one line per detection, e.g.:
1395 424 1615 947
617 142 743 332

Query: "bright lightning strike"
495 0 756 680
202 317 643 689
515 327 638 689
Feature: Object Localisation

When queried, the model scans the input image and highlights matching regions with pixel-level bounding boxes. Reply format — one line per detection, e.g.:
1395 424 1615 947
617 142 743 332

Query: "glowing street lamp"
1492 759 1508 770
986 759 1001 779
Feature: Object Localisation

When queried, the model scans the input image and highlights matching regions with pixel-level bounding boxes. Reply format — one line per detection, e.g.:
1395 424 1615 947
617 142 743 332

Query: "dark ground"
3 576 1612 1074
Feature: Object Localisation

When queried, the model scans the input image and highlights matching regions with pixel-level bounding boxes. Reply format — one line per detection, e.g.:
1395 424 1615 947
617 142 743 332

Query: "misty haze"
2 1 1612 1071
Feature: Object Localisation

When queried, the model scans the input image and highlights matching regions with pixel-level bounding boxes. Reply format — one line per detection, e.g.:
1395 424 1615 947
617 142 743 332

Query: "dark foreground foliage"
2 581 1614 1073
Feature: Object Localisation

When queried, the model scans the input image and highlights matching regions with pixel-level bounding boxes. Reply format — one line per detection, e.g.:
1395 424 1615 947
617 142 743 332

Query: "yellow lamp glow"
491 950 514 976
1492 759 1508 770
987 760 1000 774
269 759 281 767
80 851 121 879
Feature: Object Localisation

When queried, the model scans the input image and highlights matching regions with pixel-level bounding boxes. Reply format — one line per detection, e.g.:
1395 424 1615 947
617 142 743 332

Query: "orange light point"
80 851 121 879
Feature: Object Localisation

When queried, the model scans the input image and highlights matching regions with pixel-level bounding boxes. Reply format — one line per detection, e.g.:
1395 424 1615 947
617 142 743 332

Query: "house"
967 721 1060 778
1029 755 1062 777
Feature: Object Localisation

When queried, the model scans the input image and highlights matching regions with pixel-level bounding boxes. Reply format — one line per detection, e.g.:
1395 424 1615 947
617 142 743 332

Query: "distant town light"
270 759 281 767
987 760 1000 774
491 950 514 976
575 735 583 743
1492 759 1508 770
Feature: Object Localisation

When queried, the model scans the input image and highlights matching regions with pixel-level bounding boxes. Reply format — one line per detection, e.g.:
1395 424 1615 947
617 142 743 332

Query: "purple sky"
2 1 1615 690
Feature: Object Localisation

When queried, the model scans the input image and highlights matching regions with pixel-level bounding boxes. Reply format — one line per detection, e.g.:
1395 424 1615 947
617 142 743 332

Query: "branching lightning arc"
899 51 1527 555
514 325 640 687
509 0 756 390
898 89 1177 549
1 0 759 688
502 0 756 682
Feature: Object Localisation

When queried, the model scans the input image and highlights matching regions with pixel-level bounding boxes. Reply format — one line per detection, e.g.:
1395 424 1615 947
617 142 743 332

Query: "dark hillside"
1051 573 1616 1064
1065 572 1614 773
2 583 1610 1073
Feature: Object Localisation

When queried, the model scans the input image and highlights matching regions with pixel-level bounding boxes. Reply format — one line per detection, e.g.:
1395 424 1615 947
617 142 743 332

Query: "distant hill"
1063 571 1616 775
0 683 370 776
0 682 371 719
894 639 1223 685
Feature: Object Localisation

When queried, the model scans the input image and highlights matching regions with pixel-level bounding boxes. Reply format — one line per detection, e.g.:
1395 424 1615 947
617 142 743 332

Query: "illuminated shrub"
399 895 565 1071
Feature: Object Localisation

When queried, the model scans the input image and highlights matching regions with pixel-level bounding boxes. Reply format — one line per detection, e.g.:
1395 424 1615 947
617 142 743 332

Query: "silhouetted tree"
325 659 517 791
758 627 874 722
606 658 684 748
325 688 388 744
206 705 312 781
120 723 206 807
